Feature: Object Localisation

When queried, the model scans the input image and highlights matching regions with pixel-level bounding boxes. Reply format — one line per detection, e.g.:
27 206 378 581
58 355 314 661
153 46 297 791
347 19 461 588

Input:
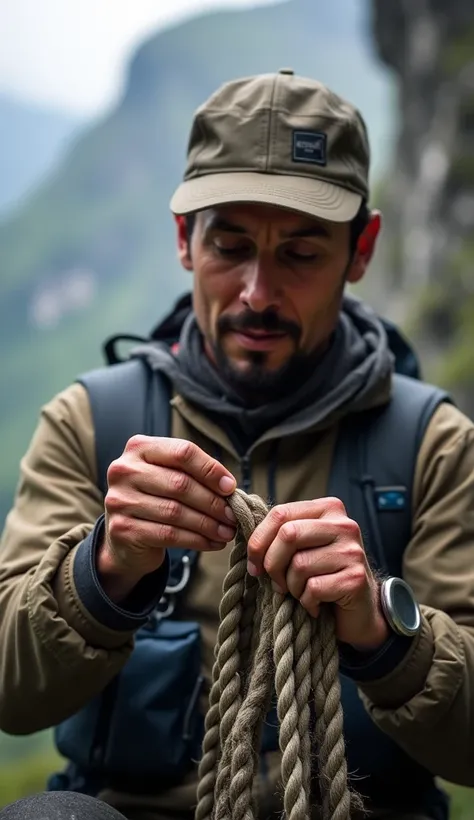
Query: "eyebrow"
204 216 332 239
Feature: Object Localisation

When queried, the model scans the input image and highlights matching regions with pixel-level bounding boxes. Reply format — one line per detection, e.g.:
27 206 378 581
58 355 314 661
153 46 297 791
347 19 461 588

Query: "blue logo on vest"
374 487 407 511
292 131 327 165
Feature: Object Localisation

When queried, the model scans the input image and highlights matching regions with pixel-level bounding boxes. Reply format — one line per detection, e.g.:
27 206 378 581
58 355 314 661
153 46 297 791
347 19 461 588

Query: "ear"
346 210 382 285
175 215 193 271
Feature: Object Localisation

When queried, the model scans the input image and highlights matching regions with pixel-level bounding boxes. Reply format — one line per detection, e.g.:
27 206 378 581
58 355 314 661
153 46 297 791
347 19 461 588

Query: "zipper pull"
240 454 252 493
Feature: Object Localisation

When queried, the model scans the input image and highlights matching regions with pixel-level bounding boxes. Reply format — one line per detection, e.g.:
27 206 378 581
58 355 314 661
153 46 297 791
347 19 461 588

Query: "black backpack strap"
77 359 171 496
77 358 197 591
327 374 453 576
381 317 422 380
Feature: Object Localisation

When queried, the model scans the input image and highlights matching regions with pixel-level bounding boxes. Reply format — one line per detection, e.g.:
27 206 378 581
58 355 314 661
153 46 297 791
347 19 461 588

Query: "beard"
210 308 324 406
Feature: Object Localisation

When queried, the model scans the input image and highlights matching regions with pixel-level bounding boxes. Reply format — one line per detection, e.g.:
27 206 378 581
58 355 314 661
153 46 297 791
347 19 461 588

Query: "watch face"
382 577 421 637
392 579 420 633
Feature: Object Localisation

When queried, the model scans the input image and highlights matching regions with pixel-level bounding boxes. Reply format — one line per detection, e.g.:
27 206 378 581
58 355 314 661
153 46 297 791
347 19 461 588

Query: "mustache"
217 310 301 342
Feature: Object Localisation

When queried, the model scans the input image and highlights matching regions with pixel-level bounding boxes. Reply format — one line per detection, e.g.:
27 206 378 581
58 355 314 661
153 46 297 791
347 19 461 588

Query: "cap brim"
170 171 362 223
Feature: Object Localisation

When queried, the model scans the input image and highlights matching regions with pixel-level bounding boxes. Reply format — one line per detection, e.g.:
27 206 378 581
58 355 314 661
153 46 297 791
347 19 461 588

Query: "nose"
239 256 281 314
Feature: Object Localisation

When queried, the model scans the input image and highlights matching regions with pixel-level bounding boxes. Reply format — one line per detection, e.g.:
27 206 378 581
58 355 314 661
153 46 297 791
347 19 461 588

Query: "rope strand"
195 488 358 820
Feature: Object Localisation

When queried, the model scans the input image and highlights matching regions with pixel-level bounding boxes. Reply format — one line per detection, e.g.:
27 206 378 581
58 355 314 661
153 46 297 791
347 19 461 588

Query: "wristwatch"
380 577 422 637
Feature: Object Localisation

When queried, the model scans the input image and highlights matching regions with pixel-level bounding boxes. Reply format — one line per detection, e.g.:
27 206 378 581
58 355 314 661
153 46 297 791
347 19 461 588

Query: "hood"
132 291 394 447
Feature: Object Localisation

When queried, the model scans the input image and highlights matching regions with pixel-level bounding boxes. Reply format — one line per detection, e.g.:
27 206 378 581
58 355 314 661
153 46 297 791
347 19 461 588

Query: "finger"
126 436 237 496
299 565 367 617
110 461 237 527
106 488 236 544
247 499 344 573
107 514 228 555
286 545 350 601
253 518 340 591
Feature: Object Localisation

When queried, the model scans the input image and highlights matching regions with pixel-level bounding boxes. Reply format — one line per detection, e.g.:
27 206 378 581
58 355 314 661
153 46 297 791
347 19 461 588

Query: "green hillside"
0 0 392 526
0 93 82 216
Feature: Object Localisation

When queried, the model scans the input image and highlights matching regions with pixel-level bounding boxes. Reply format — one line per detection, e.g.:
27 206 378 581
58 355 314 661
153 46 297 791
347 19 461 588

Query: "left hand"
246 497 389 651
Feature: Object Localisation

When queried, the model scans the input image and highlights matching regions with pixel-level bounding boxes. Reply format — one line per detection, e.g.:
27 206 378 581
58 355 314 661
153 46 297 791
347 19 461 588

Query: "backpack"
48 301 452 819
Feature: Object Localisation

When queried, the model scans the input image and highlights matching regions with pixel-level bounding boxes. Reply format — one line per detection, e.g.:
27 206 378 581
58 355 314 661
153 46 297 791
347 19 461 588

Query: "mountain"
0 94 84 217
0 0 393 524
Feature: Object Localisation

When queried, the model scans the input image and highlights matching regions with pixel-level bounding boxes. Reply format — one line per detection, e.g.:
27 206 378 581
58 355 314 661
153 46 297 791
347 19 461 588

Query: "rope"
195 489 363 820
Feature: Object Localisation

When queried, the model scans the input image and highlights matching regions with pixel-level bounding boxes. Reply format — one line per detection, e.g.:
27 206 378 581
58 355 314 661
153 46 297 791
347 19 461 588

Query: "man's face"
178 203 373 401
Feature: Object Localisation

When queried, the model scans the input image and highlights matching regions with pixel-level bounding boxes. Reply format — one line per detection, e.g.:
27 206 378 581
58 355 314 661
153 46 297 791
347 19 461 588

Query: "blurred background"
1 0 473 815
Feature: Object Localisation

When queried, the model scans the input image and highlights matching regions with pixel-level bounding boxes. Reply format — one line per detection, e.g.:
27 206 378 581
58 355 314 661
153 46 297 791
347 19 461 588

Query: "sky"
0 0 285 116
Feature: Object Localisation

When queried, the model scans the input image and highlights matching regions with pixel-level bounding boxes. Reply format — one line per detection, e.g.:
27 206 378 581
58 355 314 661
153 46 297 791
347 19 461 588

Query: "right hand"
98 435 237 599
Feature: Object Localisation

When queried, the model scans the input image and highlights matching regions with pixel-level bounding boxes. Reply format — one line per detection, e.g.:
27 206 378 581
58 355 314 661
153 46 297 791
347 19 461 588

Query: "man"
1 69 474 820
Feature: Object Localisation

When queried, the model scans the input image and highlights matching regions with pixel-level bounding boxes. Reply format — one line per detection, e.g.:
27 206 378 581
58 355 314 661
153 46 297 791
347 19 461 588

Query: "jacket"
1 375 474 819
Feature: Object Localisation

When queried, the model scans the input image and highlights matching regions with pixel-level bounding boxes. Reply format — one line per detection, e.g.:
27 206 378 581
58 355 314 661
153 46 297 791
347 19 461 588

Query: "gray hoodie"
132 293 394 450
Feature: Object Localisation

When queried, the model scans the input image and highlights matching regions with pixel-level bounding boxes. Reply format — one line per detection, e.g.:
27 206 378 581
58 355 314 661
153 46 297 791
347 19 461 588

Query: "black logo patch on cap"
292 131 327 165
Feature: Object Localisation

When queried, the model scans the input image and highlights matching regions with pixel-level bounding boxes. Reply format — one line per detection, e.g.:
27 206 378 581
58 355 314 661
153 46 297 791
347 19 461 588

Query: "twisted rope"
195 489 362 820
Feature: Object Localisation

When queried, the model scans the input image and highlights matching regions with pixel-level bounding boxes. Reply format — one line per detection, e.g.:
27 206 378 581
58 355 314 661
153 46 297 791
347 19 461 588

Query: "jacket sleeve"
0 383 169 735
354 400 474 787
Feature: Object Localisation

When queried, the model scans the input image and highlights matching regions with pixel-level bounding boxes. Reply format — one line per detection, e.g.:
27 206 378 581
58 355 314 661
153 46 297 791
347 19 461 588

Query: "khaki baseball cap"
170 69 370 223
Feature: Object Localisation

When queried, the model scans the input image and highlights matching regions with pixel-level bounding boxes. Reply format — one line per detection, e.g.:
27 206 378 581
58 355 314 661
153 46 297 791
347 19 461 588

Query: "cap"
170 69 370 223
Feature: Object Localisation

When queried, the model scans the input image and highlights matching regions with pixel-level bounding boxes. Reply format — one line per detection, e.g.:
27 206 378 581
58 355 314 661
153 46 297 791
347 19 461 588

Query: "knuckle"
269 505 289 528
107 513 131 542
209 493 223 516
246 539 260 561
307 575 323 597
199 514 213 536
173 439 196 465
326 496 347 515
200 457 220 483
156 523 177 544
280 521 297 543
340 517 362 541
125 434 148 453
104 490 125 514
106 458 127 485
291 550 309 575
161 498 181 522
342 540 365 563
107 454 141 487
170 470 191 496
348 564 367 588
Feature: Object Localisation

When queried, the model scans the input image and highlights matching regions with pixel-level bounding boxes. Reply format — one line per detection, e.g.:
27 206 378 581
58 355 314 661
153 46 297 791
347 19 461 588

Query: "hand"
246 497 389 650
98 436 237 601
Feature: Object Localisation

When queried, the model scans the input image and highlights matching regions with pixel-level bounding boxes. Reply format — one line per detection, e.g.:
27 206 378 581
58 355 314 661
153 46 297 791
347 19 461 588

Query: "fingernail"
271 581 285 595
218 524 235 541
219 476 236 494
225 505 237 523
247 561 259 577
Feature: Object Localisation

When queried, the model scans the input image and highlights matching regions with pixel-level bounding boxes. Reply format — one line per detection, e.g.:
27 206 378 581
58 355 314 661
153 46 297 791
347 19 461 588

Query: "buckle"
145 554 192 627
165 554 191 594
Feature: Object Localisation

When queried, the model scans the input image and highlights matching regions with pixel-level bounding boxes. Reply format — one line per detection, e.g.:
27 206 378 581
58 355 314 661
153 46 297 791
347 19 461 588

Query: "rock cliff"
370 0 474 409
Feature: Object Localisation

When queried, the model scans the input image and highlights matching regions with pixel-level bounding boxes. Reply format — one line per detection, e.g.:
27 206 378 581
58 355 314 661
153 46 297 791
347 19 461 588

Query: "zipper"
240 454 252 493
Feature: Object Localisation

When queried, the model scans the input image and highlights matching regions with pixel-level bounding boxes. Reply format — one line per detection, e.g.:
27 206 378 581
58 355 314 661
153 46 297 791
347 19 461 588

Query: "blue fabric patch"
292 130 327 165
374 488 408 512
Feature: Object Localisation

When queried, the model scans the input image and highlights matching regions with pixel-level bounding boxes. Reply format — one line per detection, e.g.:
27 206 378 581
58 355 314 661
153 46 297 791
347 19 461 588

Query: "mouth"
231 329 288 351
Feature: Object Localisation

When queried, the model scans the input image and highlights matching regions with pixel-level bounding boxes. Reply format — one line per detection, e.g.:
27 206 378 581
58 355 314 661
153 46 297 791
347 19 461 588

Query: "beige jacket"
1 379 474 819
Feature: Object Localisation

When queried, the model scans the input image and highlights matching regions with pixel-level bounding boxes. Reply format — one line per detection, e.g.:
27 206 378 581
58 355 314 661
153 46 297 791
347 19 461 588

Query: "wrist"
96 537 166 604
349 613 390 652
348 580 390 652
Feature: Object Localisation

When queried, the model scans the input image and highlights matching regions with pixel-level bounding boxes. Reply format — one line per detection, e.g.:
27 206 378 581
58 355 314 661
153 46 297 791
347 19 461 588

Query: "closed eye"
285 249 320 262
213 240 252 257
216 245 248 255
